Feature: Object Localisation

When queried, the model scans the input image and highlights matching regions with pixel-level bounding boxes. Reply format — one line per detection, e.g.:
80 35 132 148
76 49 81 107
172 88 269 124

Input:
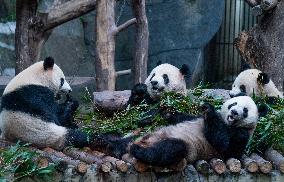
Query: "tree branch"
44 0 96 31
116 69 131 76
113 18 136 35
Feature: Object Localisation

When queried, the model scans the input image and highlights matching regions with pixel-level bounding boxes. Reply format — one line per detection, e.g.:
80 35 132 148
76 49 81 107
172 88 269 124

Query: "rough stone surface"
0 0 225 90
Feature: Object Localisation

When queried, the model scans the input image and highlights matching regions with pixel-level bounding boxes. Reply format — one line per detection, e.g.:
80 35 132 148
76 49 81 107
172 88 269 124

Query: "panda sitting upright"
130 96 264 167
229 69 283 98
0 57 94 150
127 63 189 106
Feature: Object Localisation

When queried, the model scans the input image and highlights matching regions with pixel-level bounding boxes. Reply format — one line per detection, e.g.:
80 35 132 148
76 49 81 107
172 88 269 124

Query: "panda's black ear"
180 64 189 76
43 57 55 70
257 72 270 85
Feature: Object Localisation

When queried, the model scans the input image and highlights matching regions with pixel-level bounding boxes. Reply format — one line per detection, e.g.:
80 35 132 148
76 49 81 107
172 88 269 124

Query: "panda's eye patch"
163 74 169 85
228 102 237 109
240 85 246 93
243 107 248 118
60 78 64 88
150 73 155 81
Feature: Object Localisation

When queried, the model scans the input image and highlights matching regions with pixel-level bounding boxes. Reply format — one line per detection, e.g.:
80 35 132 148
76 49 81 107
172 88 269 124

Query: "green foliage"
78 83 223 135
0 142 56 181
78 84 284 155
246 96 284 154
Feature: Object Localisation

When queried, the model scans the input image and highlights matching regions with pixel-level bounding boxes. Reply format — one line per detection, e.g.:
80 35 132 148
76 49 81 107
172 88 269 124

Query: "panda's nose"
229 93 234 98
231 110 238 116
151 81 158 86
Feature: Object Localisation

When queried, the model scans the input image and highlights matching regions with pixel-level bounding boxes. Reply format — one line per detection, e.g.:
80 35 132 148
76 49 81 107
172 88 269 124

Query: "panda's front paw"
201 103 215 113
70 100 79 111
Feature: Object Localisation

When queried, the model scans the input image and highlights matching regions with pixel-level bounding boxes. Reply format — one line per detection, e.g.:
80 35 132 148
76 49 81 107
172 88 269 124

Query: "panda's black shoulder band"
44 57 55 70
257 72 270 85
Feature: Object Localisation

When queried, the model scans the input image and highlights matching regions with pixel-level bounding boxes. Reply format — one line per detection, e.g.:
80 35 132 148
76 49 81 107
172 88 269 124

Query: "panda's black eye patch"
60 78 64 88
228 102 237 109
240 85 246 93
150 73 155 81
163 74 169 85
243 107 248 118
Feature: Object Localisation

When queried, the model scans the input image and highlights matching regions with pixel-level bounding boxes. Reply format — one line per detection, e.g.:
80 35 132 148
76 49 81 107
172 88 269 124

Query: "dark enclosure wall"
205 0 257 89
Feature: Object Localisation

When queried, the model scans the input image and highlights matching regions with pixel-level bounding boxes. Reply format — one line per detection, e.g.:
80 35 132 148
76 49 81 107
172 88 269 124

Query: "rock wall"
0 0 224 92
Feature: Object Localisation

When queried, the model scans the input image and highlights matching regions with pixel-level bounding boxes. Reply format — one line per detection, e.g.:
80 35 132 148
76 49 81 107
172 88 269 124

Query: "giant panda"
127 63 189 106
229 69 283 98
0 57 94 150
129 96 262 166
91 63 190 158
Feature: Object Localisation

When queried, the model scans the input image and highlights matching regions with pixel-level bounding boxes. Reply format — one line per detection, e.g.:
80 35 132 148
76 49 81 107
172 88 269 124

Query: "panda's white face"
220 96 258 129
229 69 261 98
144 64 187 99
48 64 72 94
3 58 72 95
230 69 283 98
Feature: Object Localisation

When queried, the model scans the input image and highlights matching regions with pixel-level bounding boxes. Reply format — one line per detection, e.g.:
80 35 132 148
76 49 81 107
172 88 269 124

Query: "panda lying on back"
130 96 263 166
0 57 94 150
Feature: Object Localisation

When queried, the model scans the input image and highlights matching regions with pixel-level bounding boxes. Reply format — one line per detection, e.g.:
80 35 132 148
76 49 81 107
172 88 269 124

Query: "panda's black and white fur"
128 63 189 106
230 69 283 98
129 96 260 166
0 57 92 150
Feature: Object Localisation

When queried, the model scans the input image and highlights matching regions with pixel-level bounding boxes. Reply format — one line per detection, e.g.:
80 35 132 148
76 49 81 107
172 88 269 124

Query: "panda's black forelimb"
130 138 188 166
65 129 92 148
127 83 156 107
224 127 250 159
88 133 134 159
202 103 250 159
202 103 230 154
160 110 200 125
57 96 79 129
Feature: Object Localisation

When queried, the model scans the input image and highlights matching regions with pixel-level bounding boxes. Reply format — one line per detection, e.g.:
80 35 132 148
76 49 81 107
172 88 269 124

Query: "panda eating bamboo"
0 57 96 150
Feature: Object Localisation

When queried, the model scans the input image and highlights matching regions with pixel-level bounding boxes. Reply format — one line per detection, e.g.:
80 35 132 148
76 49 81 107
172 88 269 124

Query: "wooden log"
36 156 50 168
115 160 128 173
93 90 131 111
241 155 258 173
66 148 128 172
226 158 241 173
101 161 112 173
195 160 210 175
251 153 272 174
63 147 103 165
264 149 284 173
76 162 89 174
0 141 87 173
210 158 226 174
133 159 149 173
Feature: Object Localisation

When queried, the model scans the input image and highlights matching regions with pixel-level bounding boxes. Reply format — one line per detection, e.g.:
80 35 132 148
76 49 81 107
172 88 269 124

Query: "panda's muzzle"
151 81 164 92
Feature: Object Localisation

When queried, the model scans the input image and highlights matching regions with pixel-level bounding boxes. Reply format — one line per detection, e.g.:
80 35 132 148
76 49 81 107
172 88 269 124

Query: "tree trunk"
15 0 97 74
95 0 116 91
95 0 136 91
235 1 284 91
132 0 149 84
15 0 49 74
